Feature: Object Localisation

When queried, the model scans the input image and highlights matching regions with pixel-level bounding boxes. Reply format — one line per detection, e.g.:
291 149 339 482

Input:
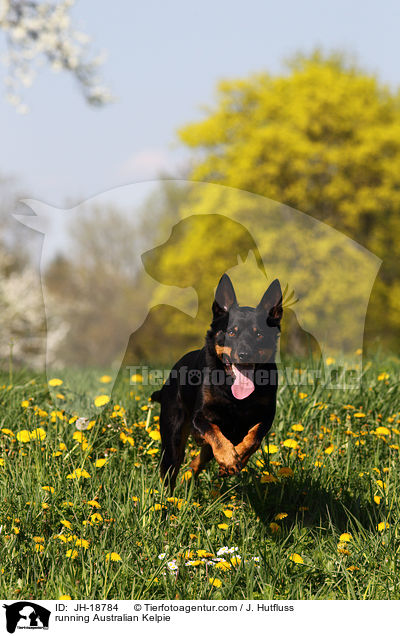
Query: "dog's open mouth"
222 356 255 400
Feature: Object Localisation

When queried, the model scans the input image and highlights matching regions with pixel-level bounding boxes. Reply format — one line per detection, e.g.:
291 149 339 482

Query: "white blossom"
0 253 69 369
0 0 113 110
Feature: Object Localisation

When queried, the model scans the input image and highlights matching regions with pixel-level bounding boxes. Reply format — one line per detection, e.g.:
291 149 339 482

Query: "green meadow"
0 357 399 600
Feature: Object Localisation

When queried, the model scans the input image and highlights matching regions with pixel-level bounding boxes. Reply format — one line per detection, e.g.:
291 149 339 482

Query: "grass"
0 356 399 600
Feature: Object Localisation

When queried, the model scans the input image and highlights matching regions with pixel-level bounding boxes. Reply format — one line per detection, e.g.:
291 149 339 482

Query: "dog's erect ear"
212 274 237 317
257 279 283 326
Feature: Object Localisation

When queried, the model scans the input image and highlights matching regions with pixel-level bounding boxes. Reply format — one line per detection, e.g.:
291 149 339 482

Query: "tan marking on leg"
235 422 263 467
203 424 242 475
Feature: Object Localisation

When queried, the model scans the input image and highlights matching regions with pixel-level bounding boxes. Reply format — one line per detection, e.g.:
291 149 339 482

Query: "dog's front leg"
193 412 242 475
235 422 269 468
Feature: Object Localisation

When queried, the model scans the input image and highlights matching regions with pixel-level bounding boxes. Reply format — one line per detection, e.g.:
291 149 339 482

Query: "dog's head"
208 274 282 398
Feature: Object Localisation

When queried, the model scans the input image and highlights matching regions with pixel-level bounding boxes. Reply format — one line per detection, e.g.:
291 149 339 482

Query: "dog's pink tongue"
231 365 255 400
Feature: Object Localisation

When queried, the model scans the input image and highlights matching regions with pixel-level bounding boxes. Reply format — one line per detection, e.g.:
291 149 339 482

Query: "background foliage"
177 52 400 352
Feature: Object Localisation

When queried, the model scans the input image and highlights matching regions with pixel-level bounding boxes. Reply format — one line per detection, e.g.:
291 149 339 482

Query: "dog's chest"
213 393 274 444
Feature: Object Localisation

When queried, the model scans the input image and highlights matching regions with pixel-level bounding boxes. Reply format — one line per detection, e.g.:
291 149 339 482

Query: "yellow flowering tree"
176 52 400 350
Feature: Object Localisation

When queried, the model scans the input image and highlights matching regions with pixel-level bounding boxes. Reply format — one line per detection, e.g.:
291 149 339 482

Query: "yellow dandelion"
223 509 233 518
49 378 63 387
378 372 389 381
264 443 279 454
337 543 350 555
375 427 391 436
21 400 30 408
230 556 242 566
275 512 288 520
59 595 71 600
209 577 222 587
374 496 381 505
269 522 281 533
261 473 277 483
105 552 121 561
120 432 134 446
376 480 387 490
0 459 4 467
72 431 86 443
377 521 389 532
66 468 91 480
16 430 31 443
283 439 299 450
35 544 45 553
1 428 14 436
298 392 308 399
216 560 232 571
181 470 193 481
326 357 335 366
218 523 229 530
75 539 89 549
278 467 294 477
353 412 366 418
31 427 46 441
197 550 214 558
87 500 101 508
94 458 108 468
94 395 110 407
90 513 103 524
65 549 78 559
324 444 335 455
289 553 304 564
291 424 304 432
148 430 161 441
60 520 72 530
339 533 352 542
131 374 143 384
42 486 55 493
33 536 45 543
99 375 112 383
186 560 201 566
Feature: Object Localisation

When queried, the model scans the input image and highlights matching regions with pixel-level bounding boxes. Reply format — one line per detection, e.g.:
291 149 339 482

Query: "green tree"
177 52 400 351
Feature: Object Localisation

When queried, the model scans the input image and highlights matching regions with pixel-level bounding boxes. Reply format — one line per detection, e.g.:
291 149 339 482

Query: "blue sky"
1 0 400 207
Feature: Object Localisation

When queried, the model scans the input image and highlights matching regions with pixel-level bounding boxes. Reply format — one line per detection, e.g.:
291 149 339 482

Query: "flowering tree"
0 0 112 113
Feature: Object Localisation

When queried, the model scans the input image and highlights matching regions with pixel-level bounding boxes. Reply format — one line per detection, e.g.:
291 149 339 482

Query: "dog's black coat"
151 274 282 490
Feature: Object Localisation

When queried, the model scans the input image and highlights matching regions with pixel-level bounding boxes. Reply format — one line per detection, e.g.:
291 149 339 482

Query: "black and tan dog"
151 273 282 491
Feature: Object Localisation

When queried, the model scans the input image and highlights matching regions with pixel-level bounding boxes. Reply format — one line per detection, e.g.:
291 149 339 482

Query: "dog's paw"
217 448 242 476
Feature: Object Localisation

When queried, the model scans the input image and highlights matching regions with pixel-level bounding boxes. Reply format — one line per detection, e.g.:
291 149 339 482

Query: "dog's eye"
227 329 236 337
256 331 263 338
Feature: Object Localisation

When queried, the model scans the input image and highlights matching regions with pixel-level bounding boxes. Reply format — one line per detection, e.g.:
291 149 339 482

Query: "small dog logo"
3 602 50 634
